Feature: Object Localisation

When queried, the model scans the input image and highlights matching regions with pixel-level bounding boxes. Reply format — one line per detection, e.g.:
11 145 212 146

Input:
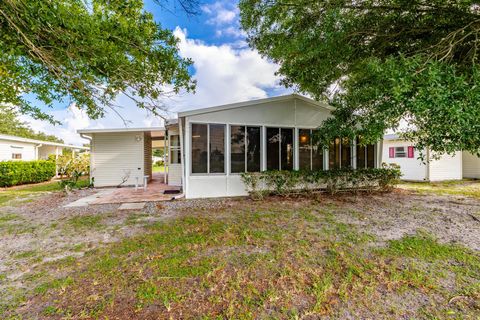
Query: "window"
356 138 376 168
12 153 22 160
266 128 294 170
230 125 245 173
230 126 261 173
191 124 208 173
329 138 352 169
247 127 261 172
170 135 181 164
191 123 225 174
299 129 324 170
209 124 225 173
394 147 406 158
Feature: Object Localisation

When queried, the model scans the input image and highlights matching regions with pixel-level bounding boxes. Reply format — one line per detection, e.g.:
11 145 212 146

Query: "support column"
55 147 59 177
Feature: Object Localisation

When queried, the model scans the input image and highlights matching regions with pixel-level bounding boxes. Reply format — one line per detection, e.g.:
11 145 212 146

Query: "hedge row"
241 164 402 199
0 160 56 187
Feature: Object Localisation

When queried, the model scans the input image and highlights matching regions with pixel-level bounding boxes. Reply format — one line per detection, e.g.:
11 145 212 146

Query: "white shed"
0 134 88 162
382 134 463 181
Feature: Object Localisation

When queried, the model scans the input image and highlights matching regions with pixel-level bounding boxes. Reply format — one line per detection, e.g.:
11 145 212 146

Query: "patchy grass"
0 179 90 206
399 179 480 199
66 214 104 231
152 164 165 173
3 200 478 319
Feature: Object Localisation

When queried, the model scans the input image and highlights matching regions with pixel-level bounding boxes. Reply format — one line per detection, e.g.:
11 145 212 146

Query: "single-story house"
79 94 383 198
383 134 480 181
0 134 89 162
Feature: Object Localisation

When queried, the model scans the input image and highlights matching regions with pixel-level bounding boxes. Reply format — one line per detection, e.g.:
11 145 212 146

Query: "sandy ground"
0 187 479 317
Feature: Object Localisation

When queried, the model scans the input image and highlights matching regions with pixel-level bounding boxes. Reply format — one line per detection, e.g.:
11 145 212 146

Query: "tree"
0 0 196 124
0 105 63 143
239 0 480 155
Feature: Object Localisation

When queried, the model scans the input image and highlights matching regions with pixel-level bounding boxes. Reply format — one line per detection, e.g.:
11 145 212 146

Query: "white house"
79 94 382 198
0 134 89 162
383 133 480 181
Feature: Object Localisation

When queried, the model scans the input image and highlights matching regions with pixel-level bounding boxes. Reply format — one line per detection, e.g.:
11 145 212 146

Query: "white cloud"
202 1 245 39
27 26 288 144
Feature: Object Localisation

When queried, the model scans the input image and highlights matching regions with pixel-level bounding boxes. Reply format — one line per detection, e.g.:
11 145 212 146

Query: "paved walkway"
64 173 181 207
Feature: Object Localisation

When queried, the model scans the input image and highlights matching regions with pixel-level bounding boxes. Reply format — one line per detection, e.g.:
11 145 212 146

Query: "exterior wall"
183 98 333 199
90 132 145 187
382 140 427 181
462 151 480 179
167 126 182 186
0 139 36 161
429 152 462 181
144 133 152 181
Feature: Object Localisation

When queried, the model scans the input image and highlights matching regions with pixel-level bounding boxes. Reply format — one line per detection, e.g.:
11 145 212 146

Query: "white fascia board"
0 134 89 150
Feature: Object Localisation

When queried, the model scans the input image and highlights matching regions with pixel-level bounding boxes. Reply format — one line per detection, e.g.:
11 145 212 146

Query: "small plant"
241 165 402 199
57 153 90 192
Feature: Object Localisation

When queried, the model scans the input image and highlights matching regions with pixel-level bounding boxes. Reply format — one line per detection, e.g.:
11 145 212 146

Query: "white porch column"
164 133 167 184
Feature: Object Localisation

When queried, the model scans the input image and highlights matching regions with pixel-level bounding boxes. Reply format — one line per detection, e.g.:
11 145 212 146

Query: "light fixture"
135 135 142 142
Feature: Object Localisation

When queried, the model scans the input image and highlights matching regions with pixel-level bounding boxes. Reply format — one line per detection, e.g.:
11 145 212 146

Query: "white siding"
0 140 36 161
382 140 427 181
91 132 145 187
183 97 332 198
429 152 462 181
462 151 480 179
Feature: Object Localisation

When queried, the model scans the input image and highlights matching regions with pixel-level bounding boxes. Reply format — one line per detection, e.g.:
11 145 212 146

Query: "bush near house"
241 164 401 199
0 160 56 187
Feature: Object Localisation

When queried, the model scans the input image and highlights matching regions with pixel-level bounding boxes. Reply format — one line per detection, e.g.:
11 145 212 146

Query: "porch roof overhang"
78 127 166 138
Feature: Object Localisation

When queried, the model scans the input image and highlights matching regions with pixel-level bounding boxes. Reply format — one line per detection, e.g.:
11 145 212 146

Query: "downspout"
80 133 93 184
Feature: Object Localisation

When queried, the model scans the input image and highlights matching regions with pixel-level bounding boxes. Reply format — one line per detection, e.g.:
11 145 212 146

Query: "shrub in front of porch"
241 164 401 199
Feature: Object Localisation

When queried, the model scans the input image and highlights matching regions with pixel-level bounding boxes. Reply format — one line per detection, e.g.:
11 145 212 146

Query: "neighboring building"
383 133 480 181
79 94 382 198
0 134 89 162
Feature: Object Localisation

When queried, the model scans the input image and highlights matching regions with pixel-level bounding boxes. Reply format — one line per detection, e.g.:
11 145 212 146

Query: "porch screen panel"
341 138 352 168
281 128 294 171
191 124 208 173
209 124 225 173
267 128 280 170
366 144 375 168
356 139 366 169
299 129 311 170
230 125 245 173
246 127 261 172
312 144 324 170
329 138 340 169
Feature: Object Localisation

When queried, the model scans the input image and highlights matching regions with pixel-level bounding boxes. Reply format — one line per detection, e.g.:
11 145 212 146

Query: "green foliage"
0 160 56 187
239 0 480 155
0 0 195 123
56 153 90 190
0 105 63 143
241 164 401 199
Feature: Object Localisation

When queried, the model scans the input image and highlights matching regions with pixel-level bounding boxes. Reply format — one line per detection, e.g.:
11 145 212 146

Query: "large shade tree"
239 0 480 156
0 0 196 123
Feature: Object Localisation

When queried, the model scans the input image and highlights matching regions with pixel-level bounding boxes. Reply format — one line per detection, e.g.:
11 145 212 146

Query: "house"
79 94 382 198
383 133 480 181
0 134 89 162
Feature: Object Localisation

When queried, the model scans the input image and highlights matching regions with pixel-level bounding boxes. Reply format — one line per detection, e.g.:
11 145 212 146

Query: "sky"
21 0 291 145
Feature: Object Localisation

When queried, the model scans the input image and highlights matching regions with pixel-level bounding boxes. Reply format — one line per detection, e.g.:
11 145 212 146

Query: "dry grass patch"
5 198 478 319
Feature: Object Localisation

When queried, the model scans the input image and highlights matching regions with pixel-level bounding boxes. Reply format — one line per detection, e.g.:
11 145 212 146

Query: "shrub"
56 153 90 191
0 160 56 187
241 163 401 199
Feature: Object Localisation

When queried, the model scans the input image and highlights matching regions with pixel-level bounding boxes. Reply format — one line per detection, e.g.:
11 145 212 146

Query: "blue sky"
23 0 290 144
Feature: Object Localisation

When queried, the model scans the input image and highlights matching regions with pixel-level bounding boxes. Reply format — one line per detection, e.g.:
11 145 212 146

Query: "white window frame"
190 123 226 175
229 125 262 174
265 126 295 171
394 146 407 158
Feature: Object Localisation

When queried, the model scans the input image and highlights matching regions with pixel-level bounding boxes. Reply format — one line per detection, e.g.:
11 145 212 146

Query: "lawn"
0 179 90 206
0 182 479 319
399 179 480 199
152 164 165 173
